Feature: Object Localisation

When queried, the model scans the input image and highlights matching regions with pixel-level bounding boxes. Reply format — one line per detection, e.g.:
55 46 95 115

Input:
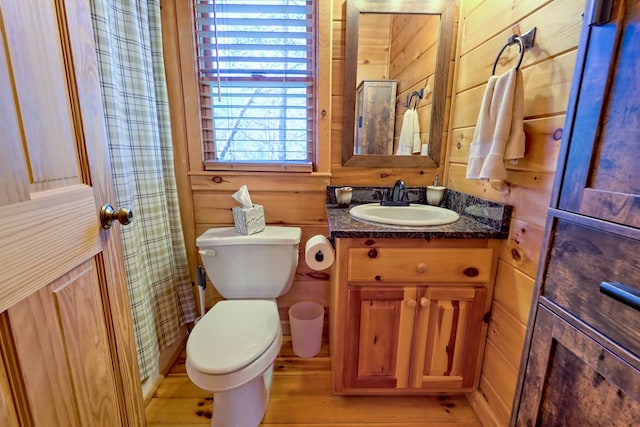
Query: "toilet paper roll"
305 235 335 271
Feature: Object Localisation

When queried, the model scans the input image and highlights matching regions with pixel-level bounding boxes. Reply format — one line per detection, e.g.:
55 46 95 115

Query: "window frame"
192 0 319 172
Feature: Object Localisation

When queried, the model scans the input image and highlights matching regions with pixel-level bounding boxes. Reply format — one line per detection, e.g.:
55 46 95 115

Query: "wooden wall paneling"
193 191 328 225
460 0 551 55
486 302 527 368
479 341 518 423
447 164 554 228
166 0 205 173
456 0 585 92
0 32 30 207
190 172 330 192
452 52 577 130
332 22 344 59
330 168 442 187
449 115 564 173
492 261 535 325
161 0 200 286
356 14 391 83
498 218 545 279
474 375 511 426
316 0 333 174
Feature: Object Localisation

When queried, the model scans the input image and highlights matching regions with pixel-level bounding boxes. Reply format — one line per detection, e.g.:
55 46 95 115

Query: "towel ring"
492 35 525 75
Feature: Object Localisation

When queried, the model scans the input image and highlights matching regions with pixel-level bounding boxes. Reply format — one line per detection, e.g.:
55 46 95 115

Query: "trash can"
288 301 324 358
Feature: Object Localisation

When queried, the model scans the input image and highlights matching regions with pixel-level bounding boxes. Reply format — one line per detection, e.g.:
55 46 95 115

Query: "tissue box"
232 204 265 235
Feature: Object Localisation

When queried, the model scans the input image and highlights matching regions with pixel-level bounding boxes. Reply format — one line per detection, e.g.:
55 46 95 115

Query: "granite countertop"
326 186 512 240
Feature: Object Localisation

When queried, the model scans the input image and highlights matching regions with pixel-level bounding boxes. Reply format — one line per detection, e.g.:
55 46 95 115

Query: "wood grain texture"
8 286 81 427
333 238 498 396
0 327 21 427
0 185 100 313
0 30 30 207
543 219 640 356
516 306 640 426
492 260 535 325
52 260 121 426
146 337 482 426
485 301 527 371
347 247 493 283
456 0 585 91
160 0 200 290
0 0 80 191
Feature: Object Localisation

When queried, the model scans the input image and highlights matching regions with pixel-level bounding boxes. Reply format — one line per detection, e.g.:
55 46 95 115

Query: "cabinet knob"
406 299 417 309
420 297 429 307
416 263 428 273
463 267 480 277
368 248 378 258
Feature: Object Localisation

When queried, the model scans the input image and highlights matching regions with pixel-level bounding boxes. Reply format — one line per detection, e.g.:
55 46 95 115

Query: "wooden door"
558 0 640 228
515 306 640 425
410 286 486 391
0 0 144 426
344 286 416 389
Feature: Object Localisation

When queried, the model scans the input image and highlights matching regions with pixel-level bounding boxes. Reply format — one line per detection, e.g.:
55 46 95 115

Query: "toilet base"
210 364 274 427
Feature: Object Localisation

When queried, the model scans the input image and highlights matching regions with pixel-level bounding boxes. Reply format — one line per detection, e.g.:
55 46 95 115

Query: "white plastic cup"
288 301 324 358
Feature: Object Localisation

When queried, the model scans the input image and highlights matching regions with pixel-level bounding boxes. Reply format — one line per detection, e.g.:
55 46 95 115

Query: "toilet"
187 226 301 427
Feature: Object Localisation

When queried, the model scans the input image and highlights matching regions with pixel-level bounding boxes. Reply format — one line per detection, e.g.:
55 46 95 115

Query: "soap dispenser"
426 174 446 206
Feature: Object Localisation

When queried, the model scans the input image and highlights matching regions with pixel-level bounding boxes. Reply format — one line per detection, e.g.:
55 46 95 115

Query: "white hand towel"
466 67 525 180
396 109 421 155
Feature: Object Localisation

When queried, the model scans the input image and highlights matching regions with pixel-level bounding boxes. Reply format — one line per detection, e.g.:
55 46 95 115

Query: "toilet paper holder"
314 236 335 261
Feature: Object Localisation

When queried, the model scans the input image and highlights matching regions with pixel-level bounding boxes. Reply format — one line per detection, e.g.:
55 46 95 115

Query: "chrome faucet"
381 180 410 206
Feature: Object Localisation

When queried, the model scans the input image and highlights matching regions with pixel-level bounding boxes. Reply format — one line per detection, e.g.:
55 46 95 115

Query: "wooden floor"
145 337 482 426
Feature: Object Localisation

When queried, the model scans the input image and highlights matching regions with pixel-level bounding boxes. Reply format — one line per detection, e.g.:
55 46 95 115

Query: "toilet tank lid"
197 226 301 247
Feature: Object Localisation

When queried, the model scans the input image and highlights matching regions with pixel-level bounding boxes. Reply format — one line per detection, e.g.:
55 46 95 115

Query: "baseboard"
466 390 503 427
142 328 188 405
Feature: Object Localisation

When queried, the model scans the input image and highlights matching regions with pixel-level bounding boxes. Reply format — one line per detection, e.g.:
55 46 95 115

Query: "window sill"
203 160 313 173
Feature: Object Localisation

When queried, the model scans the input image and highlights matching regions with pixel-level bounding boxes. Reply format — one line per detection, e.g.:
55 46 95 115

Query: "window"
194 0 316 171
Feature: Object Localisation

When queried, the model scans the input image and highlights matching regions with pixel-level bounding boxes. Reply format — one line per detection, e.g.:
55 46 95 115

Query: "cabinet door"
515 306 640 425
410 286 487 391
345 287 416 388
558 0 640 227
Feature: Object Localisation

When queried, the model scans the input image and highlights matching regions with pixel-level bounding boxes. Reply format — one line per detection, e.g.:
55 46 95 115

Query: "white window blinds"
194 0 315 169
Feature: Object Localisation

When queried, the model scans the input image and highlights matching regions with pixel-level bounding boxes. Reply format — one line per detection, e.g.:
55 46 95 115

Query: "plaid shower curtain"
90 0 197 379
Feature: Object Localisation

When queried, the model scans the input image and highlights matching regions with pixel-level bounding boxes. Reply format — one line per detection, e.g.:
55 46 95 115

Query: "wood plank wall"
162 0 585 423
449 0 586 424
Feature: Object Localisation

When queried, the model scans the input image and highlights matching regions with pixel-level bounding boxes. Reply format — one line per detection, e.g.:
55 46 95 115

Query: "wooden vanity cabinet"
512 0 640 423
331 238 500 395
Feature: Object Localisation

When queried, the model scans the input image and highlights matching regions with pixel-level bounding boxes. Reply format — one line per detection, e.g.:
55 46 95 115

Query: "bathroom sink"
349 203 459 226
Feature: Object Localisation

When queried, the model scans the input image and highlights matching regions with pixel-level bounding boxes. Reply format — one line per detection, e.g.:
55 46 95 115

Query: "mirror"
342 0 456 168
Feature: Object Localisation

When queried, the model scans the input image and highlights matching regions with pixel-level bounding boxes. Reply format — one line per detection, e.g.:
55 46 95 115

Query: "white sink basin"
349 203 460 226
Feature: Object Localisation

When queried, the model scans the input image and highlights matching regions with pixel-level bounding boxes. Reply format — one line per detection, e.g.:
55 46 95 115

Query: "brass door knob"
100 204 133 229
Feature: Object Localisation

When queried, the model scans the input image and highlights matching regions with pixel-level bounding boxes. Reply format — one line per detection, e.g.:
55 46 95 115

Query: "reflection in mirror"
342 0 456 168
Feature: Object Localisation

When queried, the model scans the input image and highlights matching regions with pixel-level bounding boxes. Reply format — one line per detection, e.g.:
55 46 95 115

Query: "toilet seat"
186 299 282 392
187 300 279 375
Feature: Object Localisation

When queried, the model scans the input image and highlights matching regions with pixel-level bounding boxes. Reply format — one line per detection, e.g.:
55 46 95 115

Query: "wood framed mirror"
341 0 456 168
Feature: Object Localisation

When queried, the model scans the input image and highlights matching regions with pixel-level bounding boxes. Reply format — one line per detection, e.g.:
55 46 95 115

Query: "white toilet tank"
196 226 301 299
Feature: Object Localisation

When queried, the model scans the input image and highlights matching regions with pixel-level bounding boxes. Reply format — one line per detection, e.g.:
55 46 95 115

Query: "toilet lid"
187 300 279 374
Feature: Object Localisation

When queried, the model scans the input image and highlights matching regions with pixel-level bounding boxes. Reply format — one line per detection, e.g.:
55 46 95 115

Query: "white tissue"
305 235 334 271
232 185 253 208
